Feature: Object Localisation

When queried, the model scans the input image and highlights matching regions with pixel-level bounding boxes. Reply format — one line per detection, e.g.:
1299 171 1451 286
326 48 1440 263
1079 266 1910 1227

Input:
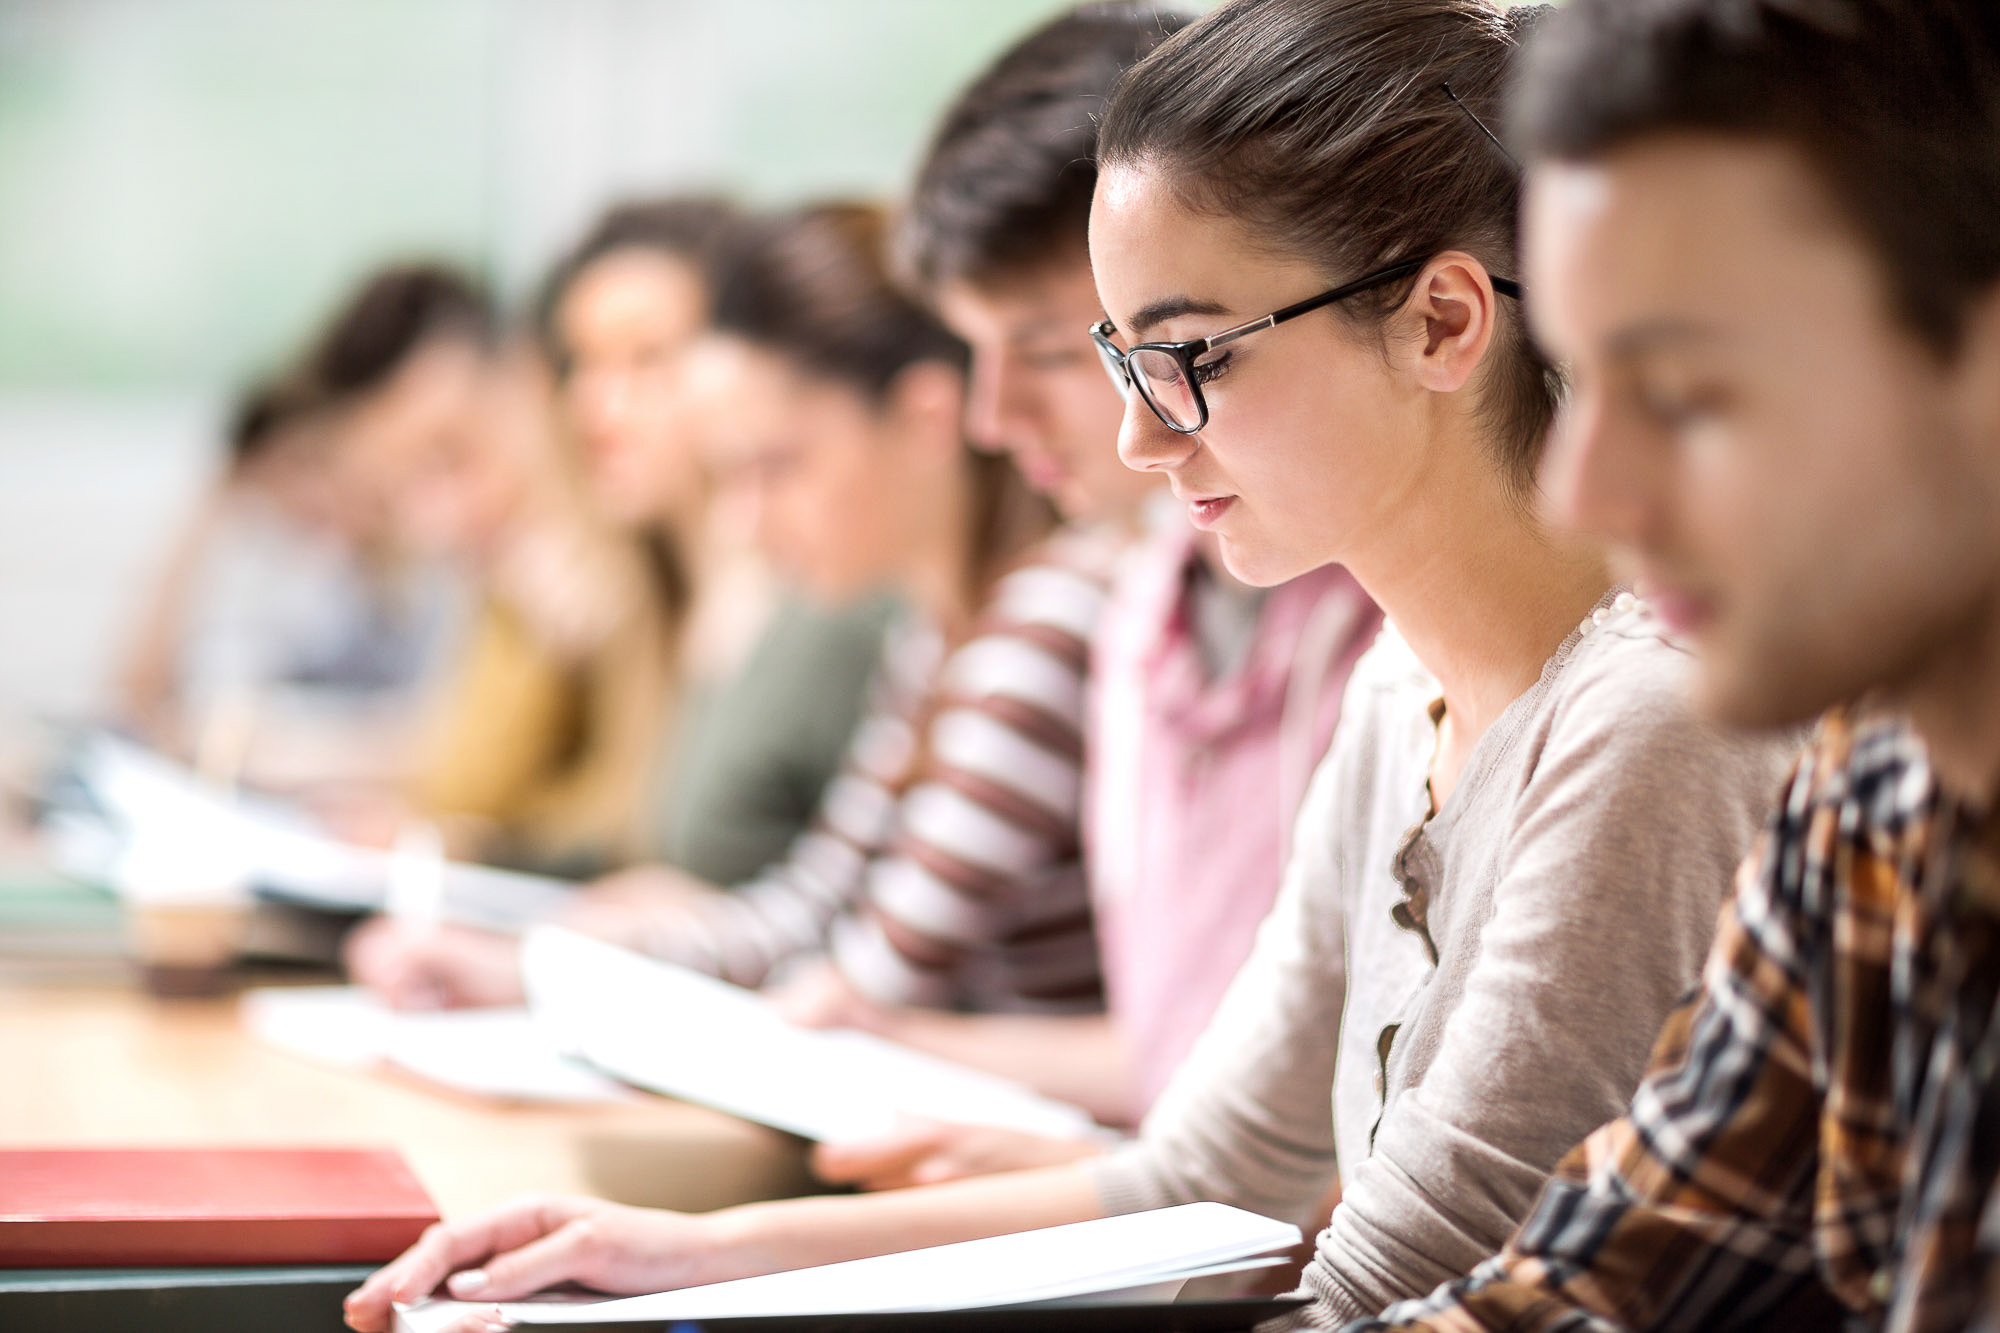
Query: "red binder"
0 1148 440 1267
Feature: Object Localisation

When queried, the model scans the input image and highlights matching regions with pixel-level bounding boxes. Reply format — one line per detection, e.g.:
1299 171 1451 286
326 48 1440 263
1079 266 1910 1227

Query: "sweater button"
1869 1267 1894 1303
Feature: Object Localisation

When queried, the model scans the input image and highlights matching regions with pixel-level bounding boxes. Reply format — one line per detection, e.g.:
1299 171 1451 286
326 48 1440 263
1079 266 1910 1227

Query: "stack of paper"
242 986 633 1105
522 927 1099 1142
396 1202 1302 1331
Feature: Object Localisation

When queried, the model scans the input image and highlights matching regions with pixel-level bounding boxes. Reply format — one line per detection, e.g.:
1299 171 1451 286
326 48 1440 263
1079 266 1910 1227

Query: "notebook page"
394 1204 1300 1330
70 734 571 928
242 986 631 1104
521 927 1097 1141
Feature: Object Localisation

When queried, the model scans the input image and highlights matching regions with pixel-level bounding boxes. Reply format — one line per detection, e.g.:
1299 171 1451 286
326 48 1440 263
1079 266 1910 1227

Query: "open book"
522 926 1099 1142
395 1202 1302 1331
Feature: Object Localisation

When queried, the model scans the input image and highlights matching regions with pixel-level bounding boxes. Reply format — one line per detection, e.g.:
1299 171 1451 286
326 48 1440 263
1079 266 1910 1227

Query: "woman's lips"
1187 495 1236 529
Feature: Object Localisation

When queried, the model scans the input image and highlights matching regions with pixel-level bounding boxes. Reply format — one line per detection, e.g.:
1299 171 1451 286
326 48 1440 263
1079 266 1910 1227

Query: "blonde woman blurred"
319 264 674 876
535 199 892 887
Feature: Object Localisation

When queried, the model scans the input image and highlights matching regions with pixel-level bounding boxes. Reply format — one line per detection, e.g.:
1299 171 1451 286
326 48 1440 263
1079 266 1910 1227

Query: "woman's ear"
882 361 969 457
1403 252 1503 395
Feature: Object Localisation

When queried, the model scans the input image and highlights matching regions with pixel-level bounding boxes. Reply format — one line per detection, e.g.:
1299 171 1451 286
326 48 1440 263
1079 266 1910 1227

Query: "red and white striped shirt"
647 529 1115 1014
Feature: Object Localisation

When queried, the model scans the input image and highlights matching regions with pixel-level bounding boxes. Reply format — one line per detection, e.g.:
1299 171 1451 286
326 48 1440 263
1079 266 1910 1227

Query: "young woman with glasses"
343 4 1794 1329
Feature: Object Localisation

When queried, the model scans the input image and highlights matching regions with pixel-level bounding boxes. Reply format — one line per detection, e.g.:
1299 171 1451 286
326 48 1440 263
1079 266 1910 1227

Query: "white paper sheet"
393 1202 1301 1330
521 927 1099 1142
242 985 633 1104
62 734 571 929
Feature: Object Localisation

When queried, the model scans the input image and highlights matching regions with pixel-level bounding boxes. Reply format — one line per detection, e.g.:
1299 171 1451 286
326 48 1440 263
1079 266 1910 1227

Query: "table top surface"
0 977 816 1220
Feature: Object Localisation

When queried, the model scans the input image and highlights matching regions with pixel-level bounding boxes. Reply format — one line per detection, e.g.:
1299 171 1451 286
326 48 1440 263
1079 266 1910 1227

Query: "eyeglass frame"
1089 259 1524 436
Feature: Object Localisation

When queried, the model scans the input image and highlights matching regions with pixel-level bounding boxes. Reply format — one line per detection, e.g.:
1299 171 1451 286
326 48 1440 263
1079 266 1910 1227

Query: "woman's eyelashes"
1191 349 1233 387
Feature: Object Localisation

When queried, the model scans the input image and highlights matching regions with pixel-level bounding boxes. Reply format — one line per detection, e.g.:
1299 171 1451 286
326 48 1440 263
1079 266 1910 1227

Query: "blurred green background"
0 0 1107 726
0 0 1100 392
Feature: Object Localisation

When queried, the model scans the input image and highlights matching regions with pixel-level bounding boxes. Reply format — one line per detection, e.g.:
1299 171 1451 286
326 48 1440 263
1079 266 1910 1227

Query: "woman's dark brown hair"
1097 0 1559 496
301 262 494 402
533 195 738 375
225 373 329 471
712 203 1055 598
897 2 1188 295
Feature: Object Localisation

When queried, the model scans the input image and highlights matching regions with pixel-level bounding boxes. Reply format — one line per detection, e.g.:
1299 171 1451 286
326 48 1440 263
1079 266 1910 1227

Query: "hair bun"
1504 3 1555 43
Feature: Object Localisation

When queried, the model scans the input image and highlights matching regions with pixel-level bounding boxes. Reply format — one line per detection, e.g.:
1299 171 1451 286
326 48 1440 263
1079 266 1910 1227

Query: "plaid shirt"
1347 706 2000 1333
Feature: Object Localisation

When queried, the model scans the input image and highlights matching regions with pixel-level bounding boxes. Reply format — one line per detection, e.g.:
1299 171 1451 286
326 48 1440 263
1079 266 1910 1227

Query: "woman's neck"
1342 430 1612 804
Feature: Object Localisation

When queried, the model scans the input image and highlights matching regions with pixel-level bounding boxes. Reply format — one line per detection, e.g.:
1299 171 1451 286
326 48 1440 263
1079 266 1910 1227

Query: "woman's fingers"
449 1216 601 1302
343 1197 582 1331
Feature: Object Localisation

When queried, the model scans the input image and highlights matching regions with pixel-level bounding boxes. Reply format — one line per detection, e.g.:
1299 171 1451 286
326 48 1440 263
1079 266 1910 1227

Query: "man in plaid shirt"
1351 1 2000 1330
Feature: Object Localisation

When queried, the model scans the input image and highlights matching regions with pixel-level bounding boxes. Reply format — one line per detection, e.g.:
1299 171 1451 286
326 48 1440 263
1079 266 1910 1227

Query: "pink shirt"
1086 529 1381 1117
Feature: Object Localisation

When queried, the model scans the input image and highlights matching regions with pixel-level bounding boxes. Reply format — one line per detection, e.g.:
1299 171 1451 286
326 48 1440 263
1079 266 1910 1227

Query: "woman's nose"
1115 396 1198 474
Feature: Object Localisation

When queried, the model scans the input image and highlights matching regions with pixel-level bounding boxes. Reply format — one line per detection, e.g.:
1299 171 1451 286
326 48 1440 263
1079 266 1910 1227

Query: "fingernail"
450 1269 489 1295
478 1307 513 1331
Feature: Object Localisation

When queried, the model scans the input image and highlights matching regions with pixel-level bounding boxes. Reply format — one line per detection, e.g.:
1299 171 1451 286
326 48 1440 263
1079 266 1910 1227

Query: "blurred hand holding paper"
521 926 1099 1143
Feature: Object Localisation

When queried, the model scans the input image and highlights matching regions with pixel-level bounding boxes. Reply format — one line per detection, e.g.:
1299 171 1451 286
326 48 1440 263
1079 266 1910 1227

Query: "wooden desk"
0 981 821 1220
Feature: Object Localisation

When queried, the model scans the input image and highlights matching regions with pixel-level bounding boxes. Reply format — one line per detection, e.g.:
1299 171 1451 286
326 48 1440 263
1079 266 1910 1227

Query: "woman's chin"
1213 534 1314 590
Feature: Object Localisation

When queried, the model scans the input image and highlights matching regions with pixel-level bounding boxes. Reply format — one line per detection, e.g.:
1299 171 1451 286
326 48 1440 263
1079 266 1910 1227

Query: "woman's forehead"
1090 163 1325 331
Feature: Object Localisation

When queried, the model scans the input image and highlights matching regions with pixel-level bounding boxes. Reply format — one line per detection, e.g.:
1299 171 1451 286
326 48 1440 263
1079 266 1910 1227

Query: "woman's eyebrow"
1125 295 1232 338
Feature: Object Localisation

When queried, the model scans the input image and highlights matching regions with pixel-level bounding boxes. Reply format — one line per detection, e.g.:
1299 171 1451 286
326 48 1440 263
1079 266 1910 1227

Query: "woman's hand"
766 962 896 1033
342 1195 726 1332
557 864 721 945
811 1120 1107 1192
343 918 526 1010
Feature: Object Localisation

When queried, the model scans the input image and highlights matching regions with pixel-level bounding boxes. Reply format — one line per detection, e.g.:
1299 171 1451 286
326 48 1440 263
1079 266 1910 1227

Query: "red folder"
0 1147 440 1267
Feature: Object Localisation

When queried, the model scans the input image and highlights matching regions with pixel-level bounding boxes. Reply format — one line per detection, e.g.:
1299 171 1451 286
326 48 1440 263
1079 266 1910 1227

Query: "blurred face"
554 249 710 527
683 335 937 603
1089 163 1452 587
1529 137 2000 729
237 413 370 541
344 339 538 566
935 257 1158 525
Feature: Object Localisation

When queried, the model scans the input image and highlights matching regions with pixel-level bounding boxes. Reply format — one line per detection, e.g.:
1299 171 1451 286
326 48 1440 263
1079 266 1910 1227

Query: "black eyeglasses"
1090 81 1528 436
1090 260 1524 435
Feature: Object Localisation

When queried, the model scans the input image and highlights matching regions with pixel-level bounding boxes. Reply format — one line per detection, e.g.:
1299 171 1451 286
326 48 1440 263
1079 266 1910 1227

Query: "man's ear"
882 361 969 457
1401 251 1505 395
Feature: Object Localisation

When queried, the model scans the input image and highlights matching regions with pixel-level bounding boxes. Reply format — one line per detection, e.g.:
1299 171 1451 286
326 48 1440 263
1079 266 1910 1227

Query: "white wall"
0 395 216 723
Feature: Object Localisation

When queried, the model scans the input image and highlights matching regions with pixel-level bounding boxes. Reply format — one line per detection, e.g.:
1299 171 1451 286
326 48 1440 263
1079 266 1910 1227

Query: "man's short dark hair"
896 2 1189 295
1512 0 2000 356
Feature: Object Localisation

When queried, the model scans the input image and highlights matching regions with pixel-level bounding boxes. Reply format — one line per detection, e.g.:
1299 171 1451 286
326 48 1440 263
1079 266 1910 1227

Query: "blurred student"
347 200 896 1000
350 203 1110 1019
537 197 892 885
341 4 1797 1329
795 3 1382 1184
116 369 455 785
322 264 674 876
1355 1 2000 1329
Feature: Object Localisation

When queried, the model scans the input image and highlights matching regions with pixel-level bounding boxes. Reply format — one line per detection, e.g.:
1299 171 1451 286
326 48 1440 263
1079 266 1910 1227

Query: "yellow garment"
412 594 670 874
